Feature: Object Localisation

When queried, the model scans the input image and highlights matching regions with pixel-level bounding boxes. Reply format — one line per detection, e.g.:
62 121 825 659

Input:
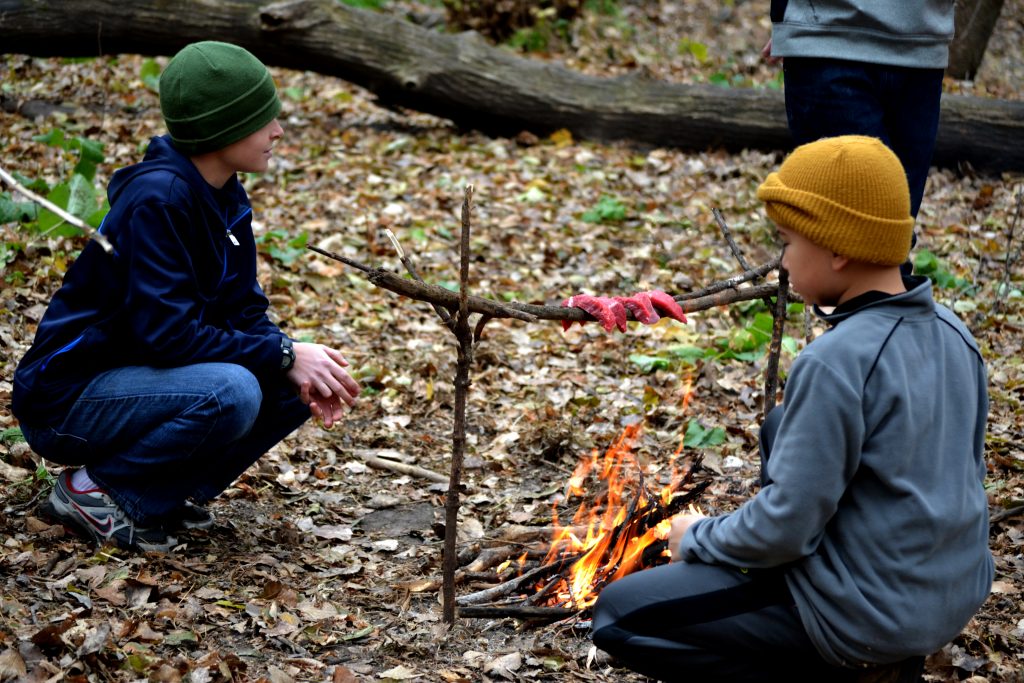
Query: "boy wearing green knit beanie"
593 135 992 680
15 42 361 553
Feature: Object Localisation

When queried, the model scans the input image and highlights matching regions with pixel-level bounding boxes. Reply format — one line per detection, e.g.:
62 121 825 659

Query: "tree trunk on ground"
947 0 1006 80
1 0 1022 172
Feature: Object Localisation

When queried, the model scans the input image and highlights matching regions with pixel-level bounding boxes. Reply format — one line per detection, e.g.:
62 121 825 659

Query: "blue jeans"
783 57 944 218
22 363 309 525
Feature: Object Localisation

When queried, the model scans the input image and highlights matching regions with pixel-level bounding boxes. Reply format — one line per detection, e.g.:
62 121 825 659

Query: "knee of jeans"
213 369 263 439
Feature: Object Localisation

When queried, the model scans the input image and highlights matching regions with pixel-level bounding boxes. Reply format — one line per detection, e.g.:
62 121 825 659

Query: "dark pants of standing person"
590 408 840 682
782 57 945 219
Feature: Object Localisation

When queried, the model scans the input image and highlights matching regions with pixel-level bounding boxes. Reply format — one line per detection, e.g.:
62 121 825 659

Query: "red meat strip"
561 294 618 332
604 297 628 332
648 290 688 323
615 292 660 325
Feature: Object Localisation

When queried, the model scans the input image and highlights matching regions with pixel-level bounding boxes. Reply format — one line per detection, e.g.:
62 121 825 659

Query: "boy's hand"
668 512 707 562
761 38 782 65
287 342 361 428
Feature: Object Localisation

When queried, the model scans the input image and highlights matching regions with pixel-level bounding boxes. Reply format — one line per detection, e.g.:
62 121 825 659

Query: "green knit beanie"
159 41 282 155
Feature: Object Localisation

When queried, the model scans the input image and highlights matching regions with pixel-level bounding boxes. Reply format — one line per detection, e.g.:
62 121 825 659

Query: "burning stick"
456 424 710 617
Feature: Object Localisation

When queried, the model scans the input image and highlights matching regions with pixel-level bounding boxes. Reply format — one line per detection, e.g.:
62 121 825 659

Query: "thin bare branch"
385 228 455 330
674 258 779 302
0 163 113 254
995 185 1023 314
443 185 477 625
712 207 752 272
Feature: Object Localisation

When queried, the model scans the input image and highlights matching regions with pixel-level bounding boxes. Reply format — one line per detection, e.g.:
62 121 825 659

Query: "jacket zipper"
225 206 252 247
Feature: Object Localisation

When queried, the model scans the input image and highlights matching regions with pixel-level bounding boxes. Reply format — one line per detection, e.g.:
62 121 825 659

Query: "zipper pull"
226 229 240 246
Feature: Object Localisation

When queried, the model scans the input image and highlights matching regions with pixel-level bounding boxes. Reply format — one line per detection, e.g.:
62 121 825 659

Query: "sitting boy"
13 42 361 552
592 135 992 681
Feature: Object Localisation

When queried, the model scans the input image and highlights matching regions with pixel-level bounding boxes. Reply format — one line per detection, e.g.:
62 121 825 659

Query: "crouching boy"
13 42 361 552
592 135 993 681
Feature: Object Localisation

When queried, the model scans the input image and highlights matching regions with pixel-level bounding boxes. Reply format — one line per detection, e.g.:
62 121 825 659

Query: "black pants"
591 406 845 682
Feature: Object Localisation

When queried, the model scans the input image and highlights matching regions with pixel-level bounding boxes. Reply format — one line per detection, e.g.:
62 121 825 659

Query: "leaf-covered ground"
2 2 1023 681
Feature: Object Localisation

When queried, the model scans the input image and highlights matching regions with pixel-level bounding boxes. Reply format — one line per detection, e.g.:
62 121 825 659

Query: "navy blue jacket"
13 135 284 428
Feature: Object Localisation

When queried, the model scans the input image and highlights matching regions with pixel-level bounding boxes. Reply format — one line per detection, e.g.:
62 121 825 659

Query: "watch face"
281 338 295 369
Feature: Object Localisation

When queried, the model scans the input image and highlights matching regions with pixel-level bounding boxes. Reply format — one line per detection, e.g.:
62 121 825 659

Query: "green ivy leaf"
66 173 99 220
582 195 627 223
0 193 38 223
33 128 67 148
683 420 726 448
140 57 161 92
628 354 671 373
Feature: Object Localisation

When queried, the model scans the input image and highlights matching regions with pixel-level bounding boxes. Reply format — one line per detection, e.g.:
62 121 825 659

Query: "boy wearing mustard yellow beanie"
593 136 992 681
14 42 361 552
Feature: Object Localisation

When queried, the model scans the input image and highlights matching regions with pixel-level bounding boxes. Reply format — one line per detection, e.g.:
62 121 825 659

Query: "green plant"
678 38 709 64
255 229 309 266
627 302 801 374
506 8 572 52
140 58 161 92
338 0 387 8
914 250 975 293
0 129 109 274
582 195 627 223
683 420 726 448
583 0 619 15
0 427 25 445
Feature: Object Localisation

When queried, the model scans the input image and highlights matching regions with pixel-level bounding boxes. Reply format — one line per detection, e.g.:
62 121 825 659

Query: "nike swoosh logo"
72 501 115 535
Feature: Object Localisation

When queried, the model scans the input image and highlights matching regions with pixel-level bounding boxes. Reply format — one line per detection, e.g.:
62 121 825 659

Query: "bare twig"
0 163 114 254
674 259 780 302
307 245 373 273
994 186 1023 314
309 244 787 323
496 524 586 543
307 245 536 322
457 605 577 620
443 185 476 625
385 228 455 330
712 207 753 272
763 265 789 413
990 504 1024 525
359 452 449 484
455 556 578 606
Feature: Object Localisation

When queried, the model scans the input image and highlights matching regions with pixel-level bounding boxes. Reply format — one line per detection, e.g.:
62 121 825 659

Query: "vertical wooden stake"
763 266 789 414
442 185 475 624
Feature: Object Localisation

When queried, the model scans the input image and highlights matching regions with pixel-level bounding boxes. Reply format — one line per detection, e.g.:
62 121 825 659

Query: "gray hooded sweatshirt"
770 0 956 69
681 278 993 666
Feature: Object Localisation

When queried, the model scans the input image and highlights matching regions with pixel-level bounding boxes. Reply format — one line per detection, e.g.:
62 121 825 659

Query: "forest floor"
1 1 1023 681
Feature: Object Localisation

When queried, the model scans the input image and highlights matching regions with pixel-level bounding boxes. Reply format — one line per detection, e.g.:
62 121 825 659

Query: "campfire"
535 422 707 610
455 417 710 619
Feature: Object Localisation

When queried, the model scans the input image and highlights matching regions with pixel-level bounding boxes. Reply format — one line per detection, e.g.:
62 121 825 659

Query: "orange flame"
540 381 700 610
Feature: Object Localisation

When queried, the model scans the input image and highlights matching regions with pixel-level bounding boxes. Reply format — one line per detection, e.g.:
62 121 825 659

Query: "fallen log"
1 0 1022 171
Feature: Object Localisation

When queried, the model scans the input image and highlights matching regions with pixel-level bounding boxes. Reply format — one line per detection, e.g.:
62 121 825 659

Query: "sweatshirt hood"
107 135 243 216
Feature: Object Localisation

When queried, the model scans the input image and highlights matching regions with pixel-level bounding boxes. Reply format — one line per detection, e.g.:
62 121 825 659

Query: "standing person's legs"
783 58 888 150
23 363 308 525
782 58 941 218
592 562 837 682
878 66 944 218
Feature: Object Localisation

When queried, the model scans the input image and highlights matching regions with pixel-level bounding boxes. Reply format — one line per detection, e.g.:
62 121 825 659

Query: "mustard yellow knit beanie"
757 135 914 266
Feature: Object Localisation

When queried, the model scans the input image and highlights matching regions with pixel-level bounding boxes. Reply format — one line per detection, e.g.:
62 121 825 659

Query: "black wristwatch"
280 336 296 371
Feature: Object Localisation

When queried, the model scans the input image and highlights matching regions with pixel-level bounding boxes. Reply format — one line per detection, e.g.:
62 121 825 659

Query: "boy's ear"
831 253 850 272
